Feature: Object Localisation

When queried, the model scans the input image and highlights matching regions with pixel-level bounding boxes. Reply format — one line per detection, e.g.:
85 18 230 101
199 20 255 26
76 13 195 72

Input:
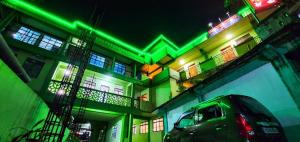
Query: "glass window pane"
38 35 63 51
13 26 41 45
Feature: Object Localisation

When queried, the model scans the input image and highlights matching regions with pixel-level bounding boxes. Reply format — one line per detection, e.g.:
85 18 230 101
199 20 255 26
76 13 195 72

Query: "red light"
249 0 280 12
236 114 254 139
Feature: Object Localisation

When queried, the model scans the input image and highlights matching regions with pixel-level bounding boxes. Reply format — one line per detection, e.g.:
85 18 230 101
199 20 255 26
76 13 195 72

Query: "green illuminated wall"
12 50 56 92
152 80 172 107
0 59 70 141
1 0 252 65
105 116 125 142
132 119 149 142
149 119 164 142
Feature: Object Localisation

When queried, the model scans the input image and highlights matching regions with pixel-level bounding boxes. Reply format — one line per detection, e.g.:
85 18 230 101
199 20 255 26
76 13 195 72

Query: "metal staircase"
39 30 96 141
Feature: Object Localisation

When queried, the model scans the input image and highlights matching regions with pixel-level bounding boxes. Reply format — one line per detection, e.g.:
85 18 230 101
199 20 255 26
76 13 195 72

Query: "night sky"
30 0 229 48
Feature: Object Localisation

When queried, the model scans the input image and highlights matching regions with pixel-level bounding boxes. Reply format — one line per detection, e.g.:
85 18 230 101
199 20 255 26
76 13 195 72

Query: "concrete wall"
202 63 300 142
166 99 199 132
149 119 164 142
152 80 171 107
14 50 55 92
132 119 148 142
105 116 124 142
0 59 49 141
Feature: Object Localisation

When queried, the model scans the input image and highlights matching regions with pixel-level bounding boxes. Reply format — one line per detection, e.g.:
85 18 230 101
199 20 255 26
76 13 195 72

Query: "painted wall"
152 80 171 107
174 31 259 77
14 50 56 92
132 119 148 142
0 59 48 141
202 63 300 142
52 62 131 96
149 119 164 142
166 99 199 132
105 116 124 142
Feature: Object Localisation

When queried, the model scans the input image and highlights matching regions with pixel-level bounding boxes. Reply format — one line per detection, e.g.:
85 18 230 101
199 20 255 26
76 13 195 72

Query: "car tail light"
236 114 255 139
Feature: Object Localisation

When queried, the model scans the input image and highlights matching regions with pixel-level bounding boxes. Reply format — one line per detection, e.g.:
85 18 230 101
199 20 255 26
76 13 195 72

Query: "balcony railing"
48 80 140 109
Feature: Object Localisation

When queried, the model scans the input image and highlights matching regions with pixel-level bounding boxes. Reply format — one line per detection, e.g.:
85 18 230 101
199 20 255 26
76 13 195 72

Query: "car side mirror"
174 122 184 130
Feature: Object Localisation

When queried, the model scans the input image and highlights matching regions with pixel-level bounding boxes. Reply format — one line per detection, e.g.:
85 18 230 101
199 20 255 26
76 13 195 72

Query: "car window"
196 105 222 123
235 96 273 119
178 111 195 128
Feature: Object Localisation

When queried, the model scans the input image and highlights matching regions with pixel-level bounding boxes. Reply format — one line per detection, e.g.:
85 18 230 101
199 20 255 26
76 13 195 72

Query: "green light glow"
177 32 208 56
238 6 252 17
2 0 145 55
2 0 249 64
73 107 122 115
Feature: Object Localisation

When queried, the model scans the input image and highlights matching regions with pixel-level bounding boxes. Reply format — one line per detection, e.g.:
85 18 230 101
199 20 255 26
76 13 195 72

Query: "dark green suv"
164 95 287 142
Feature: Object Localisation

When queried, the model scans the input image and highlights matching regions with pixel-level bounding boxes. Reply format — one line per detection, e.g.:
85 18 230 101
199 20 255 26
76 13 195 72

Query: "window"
153 118 164 132
178 111 195 128
196 105 222 123
13 26 41 45
22 58 44 78
100 85 109 92
140 122 148 134
71 37 86 47
83 77 96 89
114 62 126 75
114 88 123 95
112 126 117 138
132 125 137 134
38 35 63 51
90 53 106 68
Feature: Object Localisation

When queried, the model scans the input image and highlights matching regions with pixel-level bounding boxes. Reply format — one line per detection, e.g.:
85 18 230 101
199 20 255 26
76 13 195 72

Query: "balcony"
178 37 259 88
47 80 140 109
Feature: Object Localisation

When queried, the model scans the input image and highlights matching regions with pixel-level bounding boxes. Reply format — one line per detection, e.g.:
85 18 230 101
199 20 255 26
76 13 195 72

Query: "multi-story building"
0 0 300 142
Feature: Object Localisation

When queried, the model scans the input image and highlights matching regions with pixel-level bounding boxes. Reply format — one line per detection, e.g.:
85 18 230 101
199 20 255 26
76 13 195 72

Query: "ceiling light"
208 22 213 28
267 0 276 4
179 60 185 65
226 33 233 40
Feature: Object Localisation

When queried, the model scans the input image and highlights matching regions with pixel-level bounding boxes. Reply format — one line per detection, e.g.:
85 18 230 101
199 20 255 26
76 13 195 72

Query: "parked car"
164 95 287 142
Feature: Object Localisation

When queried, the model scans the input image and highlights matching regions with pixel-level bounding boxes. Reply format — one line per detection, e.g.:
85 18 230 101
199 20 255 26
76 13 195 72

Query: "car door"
175 110 196 142
193 104 228 142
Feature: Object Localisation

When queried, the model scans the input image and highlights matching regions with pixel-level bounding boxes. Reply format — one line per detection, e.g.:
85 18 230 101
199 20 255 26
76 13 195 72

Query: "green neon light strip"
3 0 145 56
237 6 252 17
73 107 123 115
177 32 208 56
2 0 249 64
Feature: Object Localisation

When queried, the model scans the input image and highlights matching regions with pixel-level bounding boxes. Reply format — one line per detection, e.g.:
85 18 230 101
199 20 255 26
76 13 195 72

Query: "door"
193 105 228 142
188 64 199 78
221 46 237 63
